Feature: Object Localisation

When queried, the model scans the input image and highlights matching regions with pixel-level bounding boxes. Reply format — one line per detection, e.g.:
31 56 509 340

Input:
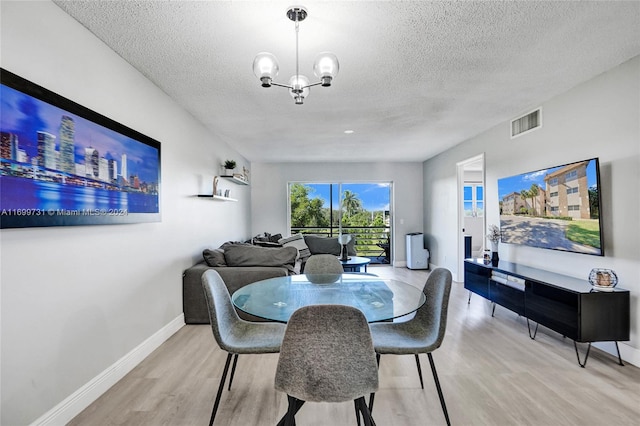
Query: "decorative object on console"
483 250 491 265
338 234 352 261
252 6 339 105
487 224 501 266
588 268 618 291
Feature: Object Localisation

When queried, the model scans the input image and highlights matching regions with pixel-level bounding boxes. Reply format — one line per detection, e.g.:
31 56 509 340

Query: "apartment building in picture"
544 160 591 219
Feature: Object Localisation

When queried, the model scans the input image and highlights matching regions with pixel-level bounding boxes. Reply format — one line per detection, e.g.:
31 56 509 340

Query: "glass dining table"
232 273 426 323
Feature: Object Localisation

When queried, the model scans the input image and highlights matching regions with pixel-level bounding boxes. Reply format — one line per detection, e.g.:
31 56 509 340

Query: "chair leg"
209 353 233 426
368 354 381 412
286 395 303 426
355 400 361 426
227 354 239 391
355 396 377 426
414 354 425 389
277 396 304 426
427 353 451 426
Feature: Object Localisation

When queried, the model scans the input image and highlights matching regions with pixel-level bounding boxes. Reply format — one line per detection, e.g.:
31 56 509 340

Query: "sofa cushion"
278 234 311 260
224 244 298 272
203 248 227 267
304 235 356 256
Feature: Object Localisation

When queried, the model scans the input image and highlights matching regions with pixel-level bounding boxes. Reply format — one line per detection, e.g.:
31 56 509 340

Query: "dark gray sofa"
182 235 357 324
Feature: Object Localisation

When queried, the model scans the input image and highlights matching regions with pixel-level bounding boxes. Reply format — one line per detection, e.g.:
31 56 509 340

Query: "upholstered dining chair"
274 305 379 426
304 254 345 274
201 270 286 426
368 268 453 426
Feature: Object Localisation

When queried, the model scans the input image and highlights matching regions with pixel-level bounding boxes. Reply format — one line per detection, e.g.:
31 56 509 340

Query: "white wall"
0 2 252 424
423 55 640 365
251 162 424 264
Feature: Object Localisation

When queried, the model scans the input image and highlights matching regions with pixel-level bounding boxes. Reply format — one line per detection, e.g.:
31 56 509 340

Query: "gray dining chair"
274 304 379 426
304 253 345 274
201 270 286 426
368 268 453 426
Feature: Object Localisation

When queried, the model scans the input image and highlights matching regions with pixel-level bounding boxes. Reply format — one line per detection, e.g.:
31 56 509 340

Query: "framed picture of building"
0 68 161 228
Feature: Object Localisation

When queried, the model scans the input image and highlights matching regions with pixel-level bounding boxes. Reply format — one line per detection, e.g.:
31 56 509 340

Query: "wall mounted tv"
1 68 161 229
498 158 603 256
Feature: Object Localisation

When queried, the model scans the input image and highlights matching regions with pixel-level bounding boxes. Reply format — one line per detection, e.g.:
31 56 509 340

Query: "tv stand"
464 259 630 367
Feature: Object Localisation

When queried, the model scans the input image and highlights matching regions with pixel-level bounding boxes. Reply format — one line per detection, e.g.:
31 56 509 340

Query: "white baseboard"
593 341 640 368
32 314 185 426
393 260 407 268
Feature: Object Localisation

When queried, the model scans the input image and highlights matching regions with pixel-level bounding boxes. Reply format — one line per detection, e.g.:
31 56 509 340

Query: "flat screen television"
498 158 603 256
1 68 161 228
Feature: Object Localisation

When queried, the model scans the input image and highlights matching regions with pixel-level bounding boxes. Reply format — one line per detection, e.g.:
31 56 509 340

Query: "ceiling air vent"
511 108 541 138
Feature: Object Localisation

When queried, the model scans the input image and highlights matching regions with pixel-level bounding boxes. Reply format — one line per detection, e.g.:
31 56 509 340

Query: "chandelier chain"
295 20 300 81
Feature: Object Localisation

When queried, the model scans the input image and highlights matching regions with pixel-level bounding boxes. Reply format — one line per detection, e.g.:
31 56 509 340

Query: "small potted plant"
223 160 236 175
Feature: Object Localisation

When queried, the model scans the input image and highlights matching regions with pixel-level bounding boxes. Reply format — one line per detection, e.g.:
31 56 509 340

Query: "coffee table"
340 255 372 272
232 273 425 323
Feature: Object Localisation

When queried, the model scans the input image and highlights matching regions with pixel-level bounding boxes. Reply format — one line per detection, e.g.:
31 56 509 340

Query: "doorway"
457 154 485 279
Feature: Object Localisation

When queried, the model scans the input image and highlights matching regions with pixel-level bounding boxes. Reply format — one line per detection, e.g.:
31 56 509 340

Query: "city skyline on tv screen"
1 69 161 228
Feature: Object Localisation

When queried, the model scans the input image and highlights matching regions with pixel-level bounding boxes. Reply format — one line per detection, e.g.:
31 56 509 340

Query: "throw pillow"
278 234 311 260
223 244 298 269
269 233 283 243
203 248 227 267
253 241 283 248
304 235 357 256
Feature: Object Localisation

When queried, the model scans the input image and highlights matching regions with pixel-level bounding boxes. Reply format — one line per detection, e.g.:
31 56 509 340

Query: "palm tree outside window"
288 182 391 259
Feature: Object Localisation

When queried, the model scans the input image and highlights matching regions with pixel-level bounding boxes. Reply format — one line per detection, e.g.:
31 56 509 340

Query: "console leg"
491 303 496 317
574 341 591 368
467 291 472 304
615 342 624 366
526 318 539 340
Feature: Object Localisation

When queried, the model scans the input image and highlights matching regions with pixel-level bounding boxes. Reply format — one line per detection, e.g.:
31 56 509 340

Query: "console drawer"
464 262 490 299
489 279 525 316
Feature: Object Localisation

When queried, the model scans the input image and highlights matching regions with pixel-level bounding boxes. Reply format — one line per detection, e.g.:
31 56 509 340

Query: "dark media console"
464 259 630 367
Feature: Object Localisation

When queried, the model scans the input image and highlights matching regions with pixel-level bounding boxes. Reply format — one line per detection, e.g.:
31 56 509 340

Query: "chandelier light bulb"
288 75 310 105
313 52 339 86
252 52 279 87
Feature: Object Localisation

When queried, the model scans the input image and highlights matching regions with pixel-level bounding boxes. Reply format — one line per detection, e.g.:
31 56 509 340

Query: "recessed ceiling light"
344 130 354 134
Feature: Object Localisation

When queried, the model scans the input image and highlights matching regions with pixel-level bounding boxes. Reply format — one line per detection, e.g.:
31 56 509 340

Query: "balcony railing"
291 226 391 260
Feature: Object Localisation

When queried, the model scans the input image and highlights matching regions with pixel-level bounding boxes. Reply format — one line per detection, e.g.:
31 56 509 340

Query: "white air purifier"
406 232 430 270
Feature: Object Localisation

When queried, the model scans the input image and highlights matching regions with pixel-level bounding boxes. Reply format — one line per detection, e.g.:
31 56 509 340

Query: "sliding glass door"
288 182 392 262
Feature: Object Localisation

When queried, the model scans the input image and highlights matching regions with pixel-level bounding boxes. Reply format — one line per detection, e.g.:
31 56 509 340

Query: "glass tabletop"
232 273 426 323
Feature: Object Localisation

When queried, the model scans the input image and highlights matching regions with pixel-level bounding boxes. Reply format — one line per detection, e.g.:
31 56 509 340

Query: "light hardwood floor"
69 265 640 425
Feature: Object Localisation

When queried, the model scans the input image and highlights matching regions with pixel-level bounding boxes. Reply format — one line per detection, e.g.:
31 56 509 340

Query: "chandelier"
252 6 339 105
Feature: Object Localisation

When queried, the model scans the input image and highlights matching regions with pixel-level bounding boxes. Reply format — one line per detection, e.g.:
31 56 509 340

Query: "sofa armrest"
183 262 289 324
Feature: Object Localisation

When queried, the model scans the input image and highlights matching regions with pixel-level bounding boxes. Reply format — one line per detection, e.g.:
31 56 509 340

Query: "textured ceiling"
53 1 640 163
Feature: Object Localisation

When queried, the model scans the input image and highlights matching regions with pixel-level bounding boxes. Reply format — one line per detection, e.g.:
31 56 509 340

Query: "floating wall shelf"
220 175 249 185
197 194 238 202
